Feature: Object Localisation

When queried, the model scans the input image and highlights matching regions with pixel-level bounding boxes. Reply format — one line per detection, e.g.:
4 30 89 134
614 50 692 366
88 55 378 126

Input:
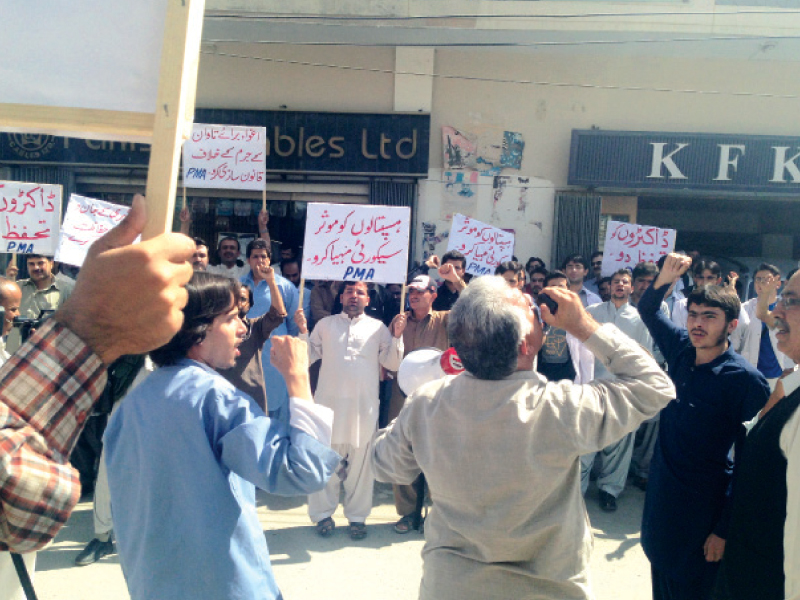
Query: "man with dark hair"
241 239 299 423
585 251 604 294
432 250 468 311
525 256 546 275
671 259 749 352
638 254 769 600
524 266 547 302
495 261 522 288
536 271 594 385
280 258 311 324
371 276 674 600
295 281 405 541
597 277 612 303
1 193 194 555
712 269 800 600
105 272 339 600
5 254 73 354
562 254 601 307
191 237 209 271
740 263 793 383
631 262 660 307
583 269 654 511
207 236 249 280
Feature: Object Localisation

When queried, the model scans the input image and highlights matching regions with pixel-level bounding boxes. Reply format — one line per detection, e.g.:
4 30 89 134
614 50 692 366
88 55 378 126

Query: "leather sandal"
316 517 335 537
348 522 367 540
394 515 414 534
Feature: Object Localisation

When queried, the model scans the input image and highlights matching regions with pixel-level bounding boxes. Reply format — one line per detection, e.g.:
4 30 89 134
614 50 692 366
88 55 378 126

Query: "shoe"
394 515 414 534
631 475 648 492
348 522 368 540
315 517 335 538
598 491 617 512
74 538 115 566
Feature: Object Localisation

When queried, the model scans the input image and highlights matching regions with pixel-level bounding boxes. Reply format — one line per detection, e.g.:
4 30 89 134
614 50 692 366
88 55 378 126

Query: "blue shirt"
104 360 339 600
758 302 783 378
638 283 769 584
241 271 300 418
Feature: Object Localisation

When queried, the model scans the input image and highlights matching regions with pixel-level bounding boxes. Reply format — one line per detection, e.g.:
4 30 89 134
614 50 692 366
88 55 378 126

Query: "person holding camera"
370 276 675 600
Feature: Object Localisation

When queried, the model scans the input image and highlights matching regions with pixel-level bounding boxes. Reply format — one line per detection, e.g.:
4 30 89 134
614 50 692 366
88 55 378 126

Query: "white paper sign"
55 195 131 267
601 221 676 277
446 214 515 276
0 181 62 255
183 124 267 190
302 203 410 284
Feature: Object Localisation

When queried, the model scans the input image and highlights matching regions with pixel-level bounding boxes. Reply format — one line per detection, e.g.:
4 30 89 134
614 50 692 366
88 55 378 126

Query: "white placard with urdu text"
601 221 676 277
55 195 131 267
302 203 410 284
183 124 267 190
446 214 515 276
0 181 62 255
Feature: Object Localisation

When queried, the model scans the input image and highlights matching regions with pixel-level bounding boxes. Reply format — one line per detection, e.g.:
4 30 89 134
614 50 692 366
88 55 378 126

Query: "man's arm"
439 263 466 291
0 195 194 552
639 253 693 367
257 210 271 245
756 273 781 329
378 317 405 372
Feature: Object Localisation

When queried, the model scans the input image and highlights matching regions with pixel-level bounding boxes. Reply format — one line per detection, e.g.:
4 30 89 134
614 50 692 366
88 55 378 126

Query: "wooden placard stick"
298 277 306 309
262 189 267 213
141 0 206 240
399 284 407 314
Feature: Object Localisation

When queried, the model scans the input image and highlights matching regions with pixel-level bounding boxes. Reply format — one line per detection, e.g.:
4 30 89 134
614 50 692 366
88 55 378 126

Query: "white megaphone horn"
397 347 465 396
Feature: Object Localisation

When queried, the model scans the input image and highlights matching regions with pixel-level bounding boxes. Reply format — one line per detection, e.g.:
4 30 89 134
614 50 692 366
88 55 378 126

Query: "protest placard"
0 181 62 255
55 195 131 267
302 203 410 284
183 124 267 190
446 214 515 276
601 221 676 277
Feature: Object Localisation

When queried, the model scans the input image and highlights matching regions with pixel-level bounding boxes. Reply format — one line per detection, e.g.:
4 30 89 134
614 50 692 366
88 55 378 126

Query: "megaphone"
397 347 464 396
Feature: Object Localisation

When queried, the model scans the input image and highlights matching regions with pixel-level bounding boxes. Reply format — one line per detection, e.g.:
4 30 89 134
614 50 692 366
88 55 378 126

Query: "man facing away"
296 281 406 540
638 253 769 600
562 254 601 308
371 276 675 600
582 268 654 512
713 269 800 600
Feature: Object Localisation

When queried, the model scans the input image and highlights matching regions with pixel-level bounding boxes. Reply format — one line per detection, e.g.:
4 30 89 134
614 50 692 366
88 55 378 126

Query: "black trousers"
651 564 718 600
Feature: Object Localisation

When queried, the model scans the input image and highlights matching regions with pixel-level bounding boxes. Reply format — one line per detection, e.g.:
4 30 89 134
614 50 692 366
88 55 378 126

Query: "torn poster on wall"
441 171 479 221
442 127 477 170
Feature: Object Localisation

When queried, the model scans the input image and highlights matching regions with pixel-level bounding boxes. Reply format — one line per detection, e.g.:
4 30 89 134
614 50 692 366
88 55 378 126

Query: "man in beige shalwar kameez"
371 276 676 600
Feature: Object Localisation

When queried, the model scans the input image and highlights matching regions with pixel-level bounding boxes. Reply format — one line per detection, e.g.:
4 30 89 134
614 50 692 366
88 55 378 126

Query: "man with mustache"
638 253 769 600
712 269 800 599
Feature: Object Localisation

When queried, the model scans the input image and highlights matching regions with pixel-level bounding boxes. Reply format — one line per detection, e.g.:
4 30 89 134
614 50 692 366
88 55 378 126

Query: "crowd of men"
0 200 798 600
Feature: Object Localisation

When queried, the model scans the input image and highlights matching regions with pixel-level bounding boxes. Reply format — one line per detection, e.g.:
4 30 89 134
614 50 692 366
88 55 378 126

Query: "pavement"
30 482 651 599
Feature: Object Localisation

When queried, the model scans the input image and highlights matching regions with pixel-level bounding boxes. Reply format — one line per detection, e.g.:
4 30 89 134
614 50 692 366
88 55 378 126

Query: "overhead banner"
302 203 410 284
183 124 267 190
446 214 515 276
601 220 676 277
0 181 62 255
55 195 131 267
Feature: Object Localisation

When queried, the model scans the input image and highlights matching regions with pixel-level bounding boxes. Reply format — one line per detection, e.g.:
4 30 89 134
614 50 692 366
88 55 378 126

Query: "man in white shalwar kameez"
371 276 675 600
297 281 405 540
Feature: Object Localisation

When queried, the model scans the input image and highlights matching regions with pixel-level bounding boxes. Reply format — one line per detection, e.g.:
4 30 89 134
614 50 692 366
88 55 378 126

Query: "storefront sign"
601 220 675 277
0 181 62 254
446 214 515 276
183 124 267 190
569 129 800 193
302 203 411 284
0 110 430 175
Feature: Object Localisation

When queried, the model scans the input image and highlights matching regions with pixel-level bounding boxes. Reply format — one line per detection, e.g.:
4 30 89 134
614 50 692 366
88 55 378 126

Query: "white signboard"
55 195 131 267
0 181 62 255
446 214 515 276
302 203 410 284
183 124 267 190
601 221 677 277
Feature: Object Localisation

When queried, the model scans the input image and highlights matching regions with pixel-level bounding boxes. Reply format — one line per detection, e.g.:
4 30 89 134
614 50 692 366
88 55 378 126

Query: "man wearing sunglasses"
637 253 769 600
712 273 800 600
